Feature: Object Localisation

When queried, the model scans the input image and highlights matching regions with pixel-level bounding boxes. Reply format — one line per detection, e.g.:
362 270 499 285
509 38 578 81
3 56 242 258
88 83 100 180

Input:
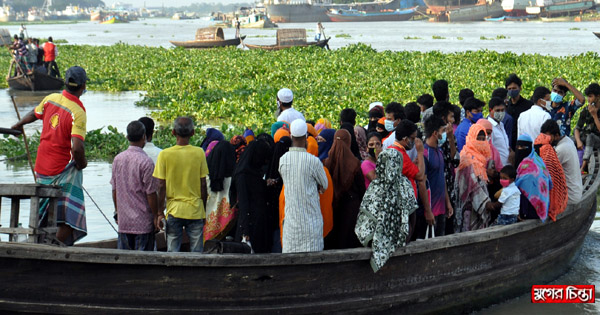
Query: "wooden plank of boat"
593 31 600 39
170 36 245 49
0 147 597 313
7 71 64 91
245 38 330 51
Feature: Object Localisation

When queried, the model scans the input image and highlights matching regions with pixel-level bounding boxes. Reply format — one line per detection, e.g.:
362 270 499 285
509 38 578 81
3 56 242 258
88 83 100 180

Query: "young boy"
493 165 520 226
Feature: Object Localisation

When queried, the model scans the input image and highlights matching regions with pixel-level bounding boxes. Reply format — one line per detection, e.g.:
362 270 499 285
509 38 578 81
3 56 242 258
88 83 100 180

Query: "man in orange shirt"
43 36 60 77
12 66 89 245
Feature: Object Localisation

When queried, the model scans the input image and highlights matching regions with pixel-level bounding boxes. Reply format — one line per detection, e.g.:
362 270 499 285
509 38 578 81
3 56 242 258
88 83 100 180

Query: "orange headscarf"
274 128 290 143
459 124 491 181
306 123 318 138
279 146 334 241
315 118 332 134
534 133 568 221
307 136 318 156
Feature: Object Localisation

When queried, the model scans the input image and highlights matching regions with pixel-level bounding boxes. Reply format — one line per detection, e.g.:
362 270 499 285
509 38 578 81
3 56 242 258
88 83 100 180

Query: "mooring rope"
82 186 118 234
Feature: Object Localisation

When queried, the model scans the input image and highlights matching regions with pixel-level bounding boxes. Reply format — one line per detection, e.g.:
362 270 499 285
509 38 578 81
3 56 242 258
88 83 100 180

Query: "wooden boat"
326 7 417 22
484 15 506 21
170 27 244 49
593 31 600 39
0 147 597 313
244 28 330 51
7 69 64 91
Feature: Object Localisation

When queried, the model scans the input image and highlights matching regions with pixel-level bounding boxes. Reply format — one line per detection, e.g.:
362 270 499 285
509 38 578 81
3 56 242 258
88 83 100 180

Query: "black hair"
432 80 449 102
452 105 461 126
173 116 194 137
432 100 453 121
424 116 445 138
463 97 485 112
488 97 505 110
492 88 508 99
505 73 523 88
48 36 53 42
138 117 155 140
540 119 561 136
531 86 551 104
404 101 421 124
554 84 568 94
458 88 474 106
417 93 434 109
366 131 382 142
500 165 517 180
395 120 417 141
279 100 292 108
306 120 315 126
339 108 357 126
13 34 17 40
385 102 405 121
368 109 384 120
126 121 146 142
584 83 600 97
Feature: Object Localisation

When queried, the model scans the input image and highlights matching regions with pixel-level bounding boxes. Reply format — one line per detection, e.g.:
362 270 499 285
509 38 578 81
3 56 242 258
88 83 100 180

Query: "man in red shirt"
12 66 89 245
388 120 434 240
43 36 60 77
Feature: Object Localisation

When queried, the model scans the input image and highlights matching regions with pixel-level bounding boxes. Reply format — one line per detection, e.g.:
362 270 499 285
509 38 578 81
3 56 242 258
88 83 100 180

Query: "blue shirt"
502 112 514 149
423 143 446 217
550 99 583 137
456 118 474 152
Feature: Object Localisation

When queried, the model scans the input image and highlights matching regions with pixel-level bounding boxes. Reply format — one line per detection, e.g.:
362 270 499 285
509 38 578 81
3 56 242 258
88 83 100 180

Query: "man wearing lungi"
12 66 89 245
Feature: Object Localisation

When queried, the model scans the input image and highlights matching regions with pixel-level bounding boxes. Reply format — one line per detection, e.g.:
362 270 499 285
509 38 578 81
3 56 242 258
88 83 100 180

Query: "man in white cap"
279 119 328 253
276 88 305 123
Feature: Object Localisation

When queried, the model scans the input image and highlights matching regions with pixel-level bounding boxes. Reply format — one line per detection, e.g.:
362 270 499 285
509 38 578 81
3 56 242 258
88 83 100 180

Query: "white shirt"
488 116 510 166
555 136 582 205
499 182 520 216
382 133 395 150
277 107 305 123
143 142 162 164
517 105 550 141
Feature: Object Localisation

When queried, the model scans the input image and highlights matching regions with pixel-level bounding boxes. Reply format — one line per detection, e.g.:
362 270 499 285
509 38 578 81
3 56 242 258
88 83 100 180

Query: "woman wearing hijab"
534 133 567 221
361 132 382 189
515 134 552 221
229 135 247 163
265 135 292 252
204 141 236 242
340 122 361 160
270 121 290 137
355 148 418 272
354 126 369 160
476 119 503 210
314 118 332 134
455 124 493 232
200 128 225 151
323 129 366 249
233 139 274 253
318 129 336 161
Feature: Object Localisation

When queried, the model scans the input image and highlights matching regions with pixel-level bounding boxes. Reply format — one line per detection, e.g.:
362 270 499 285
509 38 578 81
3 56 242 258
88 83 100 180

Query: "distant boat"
526 0 594 17
244 28 330 50
100 15 128 24
7 68 64 91
443 2 505 22
0 4 15 22
484 15 505 21
424 0 481 14
238 13 278 29
501 0 531 16
170 27 244 49
326 7 417 22
593 31 600 39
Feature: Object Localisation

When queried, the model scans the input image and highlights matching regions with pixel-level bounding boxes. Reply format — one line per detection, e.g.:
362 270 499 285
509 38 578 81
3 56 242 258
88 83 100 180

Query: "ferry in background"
0 2 15 22
526 0 595 17
501 0 530 16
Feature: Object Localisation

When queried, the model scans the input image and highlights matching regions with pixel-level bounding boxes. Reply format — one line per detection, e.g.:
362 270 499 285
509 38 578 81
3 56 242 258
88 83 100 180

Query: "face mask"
438 131 447 147
507 89 520 98
470 112 483 123
368 147 376 158
404 139 414 150
500 179 510 188
493 111 505 122
551 91 563 103
543 100 552 111
384 120 395 132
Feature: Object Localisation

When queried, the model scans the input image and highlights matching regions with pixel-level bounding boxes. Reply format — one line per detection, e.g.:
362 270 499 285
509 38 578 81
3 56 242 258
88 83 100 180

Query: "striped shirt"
279 147 328 253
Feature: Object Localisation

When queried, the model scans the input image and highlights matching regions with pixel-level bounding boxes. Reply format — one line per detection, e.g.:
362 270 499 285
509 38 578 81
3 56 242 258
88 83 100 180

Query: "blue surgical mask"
507 89 520 98
470 112 483 123
551 91 563 103
438 131 447 147
384 119 395 132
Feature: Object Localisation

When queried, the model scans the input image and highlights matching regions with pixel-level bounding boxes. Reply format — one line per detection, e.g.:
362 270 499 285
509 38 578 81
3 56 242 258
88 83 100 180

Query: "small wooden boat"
244 28 330 51
326 7 417 22
484 15 506 21
170 27 244 49
593 31 600 39
6 62 64 91
0 148 597 313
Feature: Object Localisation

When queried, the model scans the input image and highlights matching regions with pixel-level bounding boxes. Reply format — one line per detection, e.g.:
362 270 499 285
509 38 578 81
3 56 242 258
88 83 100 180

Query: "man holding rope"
11 66 89 245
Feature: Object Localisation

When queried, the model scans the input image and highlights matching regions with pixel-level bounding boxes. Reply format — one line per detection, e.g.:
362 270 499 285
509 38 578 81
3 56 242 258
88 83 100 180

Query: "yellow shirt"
153 145 209 220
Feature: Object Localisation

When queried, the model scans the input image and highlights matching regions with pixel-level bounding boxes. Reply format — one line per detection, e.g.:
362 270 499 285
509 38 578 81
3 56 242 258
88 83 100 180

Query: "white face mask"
543 99 552 111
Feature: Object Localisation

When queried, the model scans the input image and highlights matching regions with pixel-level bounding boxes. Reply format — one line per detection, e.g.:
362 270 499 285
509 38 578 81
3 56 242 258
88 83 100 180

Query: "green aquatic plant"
335 33 352 38
432 35 445 39
404 36 421 40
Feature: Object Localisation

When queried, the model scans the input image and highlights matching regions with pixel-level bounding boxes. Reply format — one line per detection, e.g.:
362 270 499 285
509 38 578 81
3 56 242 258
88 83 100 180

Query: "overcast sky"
111 0 251 7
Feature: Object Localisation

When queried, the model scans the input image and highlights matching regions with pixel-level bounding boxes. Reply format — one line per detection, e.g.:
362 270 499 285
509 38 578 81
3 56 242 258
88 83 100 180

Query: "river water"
0 18 598 312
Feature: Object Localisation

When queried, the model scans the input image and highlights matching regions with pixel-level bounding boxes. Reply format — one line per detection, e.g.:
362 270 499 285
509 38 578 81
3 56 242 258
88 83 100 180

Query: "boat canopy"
195 27 225 41
277 28 307 46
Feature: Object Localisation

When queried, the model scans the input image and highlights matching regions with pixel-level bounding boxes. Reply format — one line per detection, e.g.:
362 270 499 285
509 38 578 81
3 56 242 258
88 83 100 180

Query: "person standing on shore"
111 121 159 251
279 119 328 253
11 66 89 245
153 117 209 252
276 88 305 123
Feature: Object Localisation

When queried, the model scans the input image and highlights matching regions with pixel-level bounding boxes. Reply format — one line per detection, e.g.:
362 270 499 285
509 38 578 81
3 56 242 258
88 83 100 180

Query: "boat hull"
266 0 409 23
446 2 505 22
244 38 330 51
7 72 64 91
0 143 598 314
423 0 481 14
327 9 416 22
170 36 245 49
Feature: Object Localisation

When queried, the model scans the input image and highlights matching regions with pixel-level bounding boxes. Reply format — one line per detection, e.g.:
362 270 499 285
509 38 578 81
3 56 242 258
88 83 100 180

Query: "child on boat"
493 165 520 226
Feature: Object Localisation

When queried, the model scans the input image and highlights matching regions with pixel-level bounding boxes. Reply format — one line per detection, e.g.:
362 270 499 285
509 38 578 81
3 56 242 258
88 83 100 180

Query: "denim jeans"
493 214 518 226
166 215 205 252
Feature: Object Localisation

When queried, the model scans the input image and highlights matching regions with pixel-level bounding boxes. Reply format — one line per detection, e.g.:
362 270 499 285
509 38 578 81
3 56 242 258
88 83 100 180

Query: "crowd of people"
11 69 595 271
9 30 60 77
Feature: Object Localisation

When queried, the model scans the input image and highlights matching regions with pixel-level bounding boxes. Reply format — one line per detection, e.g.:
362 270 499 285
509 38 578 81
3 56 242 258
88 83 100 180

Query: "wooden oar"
10 95 36 181
0 127 22 136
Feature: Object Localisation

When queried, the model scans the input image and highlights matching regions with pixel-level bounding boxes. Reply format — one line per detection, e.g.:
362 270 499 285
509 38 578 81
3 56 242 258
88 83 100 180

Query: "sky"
113 0 250 8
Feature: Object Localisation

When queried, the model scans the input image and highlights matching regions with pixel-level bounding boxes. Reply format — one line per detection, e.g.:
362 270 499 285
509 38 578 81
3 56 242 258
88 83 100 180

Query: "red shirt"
34 90 86 176
43 42 56 61
389 142 418 197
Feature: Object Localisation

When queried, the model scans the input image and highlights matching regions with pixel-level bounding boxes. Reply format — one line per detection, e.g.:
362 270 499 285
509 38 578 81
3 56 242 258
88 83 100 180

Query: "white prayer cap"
290 119 307 137
369 101 383 111
277 88 294 103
